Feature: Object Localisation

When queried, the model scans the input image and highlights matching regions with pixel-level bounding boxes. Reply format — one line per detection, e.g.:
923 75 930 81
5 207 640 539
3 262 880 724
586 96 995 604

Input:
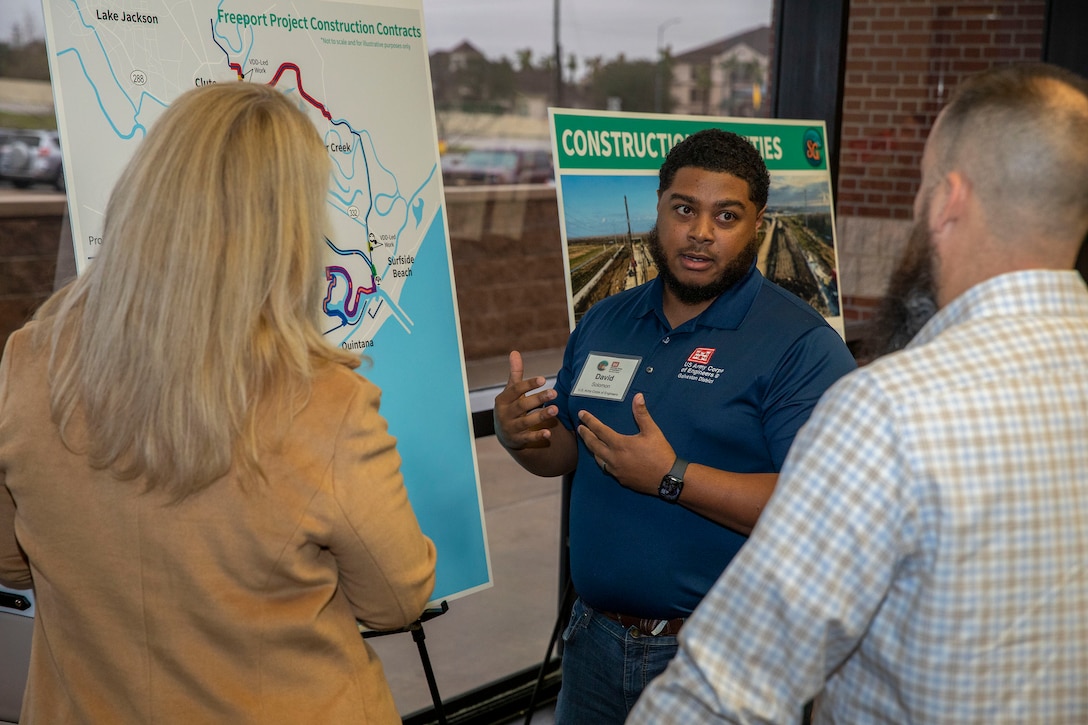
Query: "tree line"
431 48 675 115
1 16 50 80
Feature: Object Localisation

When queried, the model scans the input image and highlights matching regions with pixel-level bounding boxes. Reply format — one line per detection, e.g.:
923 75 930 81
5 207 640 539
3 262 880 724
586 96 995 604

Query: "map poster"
548 108 845 338
41 0 491 602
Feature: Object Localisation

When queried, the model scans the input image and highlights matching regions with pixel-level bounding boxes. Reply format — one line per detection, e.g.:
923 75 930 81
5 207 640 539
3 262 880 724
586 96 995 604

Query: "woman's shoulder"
315 359 376 386
3 320 48 354
309 361 384 412
1 321 51 384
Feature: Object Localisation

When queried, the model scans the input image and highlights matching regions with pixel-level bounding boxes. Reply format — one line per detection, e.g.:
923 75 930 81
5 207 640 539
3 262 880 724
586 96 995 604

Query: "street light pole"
554 0 563 107
654 18 680 114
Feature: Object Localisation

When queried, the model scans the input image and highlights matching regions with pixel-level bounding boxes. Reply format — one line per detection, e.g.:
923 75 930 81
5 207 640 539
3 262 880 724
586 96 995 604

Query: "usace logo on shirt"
687 347 715 365
678 347 724 385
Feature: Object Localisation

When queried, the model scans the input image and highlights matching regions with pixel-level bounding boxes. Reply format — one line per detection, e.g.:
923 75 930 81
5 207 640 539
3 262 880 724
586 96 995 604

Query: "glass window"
416 2 775 718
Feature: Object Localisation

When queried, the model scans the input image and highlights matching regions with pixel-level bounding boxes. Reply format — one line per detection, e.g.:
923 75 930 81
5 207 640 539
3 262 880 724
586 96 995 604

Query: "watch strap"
667 456 689 481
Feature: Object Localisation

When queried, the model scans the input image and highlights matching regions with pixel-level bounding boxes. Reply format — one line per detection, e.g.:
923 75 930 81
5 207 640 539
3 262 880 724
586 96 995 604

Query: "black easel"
362 600 450 725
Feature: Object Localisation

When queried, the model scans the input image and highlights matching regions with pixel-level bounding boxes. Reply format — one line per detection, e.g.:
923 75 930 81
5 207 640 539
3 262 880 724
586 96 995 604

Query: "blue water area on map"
359 208 489 600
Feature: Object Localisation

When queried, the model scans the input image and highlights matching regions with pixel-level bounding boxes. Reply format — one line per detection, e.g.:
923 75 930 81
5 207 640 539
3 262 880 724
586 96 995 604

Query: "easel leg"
410 623 448 725
361 601 449 724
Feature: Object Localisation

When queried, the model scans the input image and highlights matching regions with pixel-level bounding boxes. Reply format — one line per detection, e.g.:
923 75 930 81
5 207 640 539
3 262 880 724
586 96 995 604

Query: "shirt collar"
910 269 1088 348
636 262 764 331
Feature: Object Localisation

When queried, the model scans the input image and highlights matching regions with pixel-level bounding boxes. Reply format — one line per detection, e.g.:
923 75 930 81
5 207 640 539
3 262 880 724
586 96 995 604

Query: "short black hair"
658 128 770 209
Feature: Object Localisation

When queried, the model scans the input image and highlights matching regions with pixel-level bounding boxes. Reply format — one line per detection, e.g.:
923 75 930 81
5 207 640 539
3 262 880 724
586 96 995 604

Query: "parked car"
0 129 64 191
440 150 469 178
441 147 553 186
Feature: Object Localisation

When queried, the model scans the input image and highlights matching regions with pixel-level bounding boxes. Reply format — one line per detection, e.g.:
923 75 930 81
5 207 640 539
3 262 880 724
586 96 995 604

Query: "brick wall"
0 199 65 352
839 0 1046 220
835 0 1046 326
445 185 570 360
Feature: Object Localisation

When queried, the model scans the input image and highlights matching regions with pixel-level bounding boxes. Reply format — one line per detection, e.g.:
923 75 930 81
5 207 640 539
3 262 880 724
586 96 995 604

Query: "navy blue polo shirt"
555 267 856 619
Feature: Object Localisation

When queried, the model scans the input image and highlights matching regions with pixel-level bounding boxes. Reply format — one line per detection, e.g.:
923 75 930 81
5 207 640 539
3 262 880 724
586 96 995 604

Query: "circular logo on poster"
803 128 824 167
597 360 609 371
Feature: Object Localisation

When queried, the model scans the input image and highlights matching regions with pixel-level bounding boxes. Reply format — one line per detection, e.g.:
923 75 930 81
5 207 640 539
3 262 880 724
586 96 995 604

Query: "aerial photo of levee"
558 172 841 324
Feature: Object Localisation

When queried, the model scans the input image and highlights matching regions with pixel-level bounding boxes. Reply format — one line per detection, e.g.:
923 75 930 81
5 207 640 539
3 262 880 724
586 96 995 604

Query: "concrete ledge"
0 191 67 218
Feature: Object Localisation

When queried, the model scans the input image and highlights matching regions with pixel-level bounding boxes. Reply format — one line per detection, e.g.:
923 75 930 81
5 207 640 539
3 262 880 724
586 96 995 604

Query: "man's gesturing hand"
576 393 674 495
493 351 561 451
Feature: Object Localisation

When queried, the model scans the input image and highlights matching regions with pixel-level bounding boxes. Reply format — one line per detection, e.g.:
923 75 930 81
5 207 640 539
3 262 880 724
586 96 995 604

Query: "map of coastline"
42 0 491 602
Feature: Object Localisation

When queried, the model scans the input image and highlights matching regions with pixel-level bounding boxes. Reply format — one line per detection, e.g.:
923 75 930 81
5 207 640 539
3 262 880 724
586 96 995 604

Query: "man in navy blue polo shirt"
493 128 856 724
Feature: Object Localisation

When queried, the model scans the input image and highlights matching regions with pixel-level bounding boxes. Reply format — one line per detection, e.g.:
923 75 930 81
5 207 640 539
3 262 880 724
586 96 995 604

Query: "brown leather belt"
600 610 684 637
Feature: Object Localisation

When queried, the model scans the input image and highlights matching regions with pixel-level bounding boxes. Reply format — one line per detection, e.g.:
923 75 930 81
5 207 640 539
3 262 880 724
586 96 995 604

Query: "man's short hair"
933 62 1088 243
658 128 770 209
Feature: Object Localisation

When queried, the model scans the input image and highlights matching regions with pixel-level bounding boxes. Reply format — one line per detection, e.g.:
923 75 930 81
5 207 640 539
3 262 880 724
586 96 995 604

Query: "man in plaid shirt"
630 62 1088 724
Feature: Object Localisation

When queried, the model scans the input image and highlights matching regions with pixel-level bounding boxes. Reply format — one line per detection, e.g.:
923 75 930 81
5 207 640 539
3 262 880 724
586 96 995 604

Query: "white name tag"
571 352 641 401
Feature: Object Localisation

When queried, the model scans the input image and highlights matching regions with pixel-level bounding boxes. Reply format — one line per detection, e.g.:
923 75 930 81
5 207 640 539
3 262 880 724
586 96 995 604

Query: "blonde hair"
36 81 359 498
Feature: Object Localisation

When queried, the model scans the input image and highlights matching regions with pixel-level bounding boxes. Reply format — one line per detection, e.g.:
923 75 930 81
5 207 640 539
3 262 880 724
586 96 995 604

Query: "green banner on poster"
551 108 829 173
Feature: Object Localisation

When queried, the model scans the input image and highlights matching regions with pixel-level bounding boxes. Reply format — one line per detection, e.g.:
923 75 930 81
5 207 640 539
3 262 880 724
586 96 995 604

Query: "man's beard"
861 211 939 362
646 225 759 306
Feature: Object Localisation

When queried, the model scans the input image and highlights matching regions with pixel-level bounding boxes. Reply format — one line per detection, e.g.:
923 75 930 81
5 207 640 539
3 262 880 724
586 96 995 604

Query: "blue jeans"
554 598 680 725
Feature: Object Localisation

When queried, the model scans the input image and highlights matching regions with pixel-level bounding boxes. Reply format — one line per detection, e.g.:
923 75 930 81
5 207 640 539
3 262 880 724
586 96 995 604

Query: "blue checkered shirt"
628 270 1088 724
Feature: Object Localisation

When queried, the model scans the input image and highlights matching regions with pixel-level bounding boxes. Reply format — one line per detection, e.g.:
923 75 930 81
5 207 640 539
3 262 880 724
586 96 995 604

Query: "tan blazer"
0 324 436 723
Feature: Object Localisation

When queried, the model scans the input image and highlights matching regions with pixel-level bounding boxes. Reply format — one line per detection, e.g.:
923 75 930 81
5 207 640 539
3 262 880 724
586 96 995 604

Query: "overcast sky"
3 0 46 42
421 0 772 64
4 0 772 64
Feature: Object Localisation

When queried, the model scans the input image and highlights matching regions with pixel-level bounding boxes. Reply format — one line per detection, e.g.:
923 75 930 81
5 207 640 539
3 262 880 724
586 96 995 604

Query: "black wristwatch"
658 456 688 503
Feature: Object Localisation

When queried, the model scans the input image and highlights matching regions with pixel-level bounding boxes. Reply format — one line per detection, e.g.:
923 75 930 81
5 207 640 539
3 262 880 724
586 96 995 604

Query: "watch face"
659 475 683 502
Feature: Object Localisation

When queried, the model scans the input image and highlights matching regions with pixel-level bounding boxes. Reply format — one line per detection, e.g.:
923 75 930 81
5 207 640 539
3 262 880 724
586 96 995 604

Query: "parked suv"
442 147 553 186
0 129 64 190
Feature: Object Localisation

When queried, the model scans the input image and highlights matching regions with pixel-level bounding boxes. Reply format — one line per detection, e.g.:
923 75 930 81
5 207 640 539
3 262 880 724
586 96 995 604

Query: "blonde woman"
0 82 436 723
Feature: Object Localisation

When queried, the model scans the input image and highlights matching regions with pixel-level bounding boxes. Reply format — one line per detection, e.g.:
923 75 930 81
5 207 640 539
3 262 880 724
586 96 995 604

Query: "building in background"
668 26 771 117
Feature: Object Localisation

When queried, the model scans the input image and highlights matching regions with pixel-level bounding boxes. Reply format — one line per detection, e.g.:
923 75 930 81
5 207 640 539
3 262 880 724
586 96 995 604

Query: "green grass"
0 110 58 130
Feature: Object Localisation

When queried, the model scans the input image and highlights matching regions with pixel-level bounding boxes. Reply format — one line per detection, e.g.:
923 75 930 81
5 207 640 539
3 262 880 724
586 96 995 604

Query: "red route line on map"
229 61 334 121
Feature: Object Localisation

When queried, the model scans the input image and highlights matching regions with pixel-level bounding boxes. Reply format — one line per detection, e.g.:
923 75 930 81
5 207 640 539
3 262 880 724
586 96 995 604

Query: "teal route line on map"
210 16 418 341
54 0 167 139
